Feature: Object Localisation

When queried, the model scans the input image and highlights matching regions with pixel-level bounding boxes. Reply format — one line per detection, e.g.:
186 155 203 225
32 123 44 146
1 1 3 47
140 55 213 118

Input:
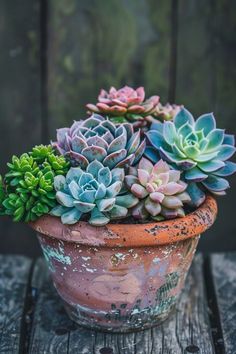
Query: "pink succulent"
125 158 190 220
98 86 145 106
86 86 159 126
152 102 183 121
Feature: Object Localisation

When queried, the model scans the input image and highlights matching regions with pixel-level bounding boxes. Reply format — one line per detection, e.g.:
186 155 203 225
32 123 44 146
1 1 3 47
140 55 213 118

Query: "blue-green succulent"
50 160 139 226
146 108 236 206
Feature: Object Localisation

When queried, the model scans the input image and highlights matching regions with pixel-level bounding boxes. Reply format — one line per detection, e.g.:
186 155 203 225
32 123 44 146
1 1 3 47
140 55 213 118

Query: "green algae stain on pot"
40 243 72 272
89 271 180 329
130 272 179 319
155 272 179 301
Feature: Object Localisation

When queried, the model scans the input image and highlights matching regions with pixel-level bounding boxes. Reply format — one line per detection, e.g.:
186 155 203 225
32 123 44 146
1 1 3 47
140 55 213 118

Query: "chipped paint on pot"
30 196 217 333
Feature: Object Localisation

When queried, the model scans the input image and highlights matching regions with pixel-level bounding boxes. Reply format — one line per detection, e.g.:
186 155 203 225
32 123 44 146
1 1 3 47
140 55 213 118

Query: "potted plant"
0 86 235 333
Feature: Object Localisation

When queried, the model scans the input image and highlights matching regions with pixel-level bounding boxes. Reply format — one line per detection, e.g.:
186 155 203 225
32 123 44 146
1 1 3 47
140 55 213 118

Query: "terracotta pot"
29 195 217 333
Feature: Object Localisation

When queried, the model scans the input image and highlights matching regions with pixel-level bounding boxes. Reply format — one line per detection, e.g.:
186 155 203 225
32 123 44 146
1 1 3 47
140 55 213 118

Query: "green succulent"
2 145 69 222
31 145 69 174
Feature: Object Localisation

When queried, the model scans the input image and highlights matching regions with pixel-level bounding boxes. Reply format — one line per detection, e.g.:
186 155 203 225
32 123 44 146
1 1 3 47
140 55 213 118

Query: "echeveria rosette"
53 114 146 169
50 160 139 226
86 86 160 127
125 158 190 221
153 102 183 121
1 146 69 222
146 108 236 206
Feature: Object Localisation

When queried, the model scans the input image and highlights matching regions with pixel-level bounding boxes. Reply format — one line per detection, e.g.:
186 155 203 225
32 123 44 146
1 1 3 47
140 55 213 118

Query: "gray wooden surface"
0 253 235 353
0 256 31 354
211 254 236 354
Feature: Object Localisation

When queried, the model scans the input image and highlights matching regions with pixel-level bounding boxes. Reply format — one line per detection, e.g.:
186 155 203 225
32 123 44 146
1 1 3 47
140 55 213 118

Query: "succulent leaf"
89 208 110 226
214 161 236 177
202 175 230 192
185 167 208 182
54 175 66 191
61 208 82 225
195 113 216 135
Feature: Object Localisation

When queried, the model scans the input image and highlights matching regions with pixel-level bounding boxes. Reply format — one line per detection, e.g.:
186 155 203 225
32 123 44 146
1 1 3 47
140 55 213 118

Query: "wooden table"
0 253 235 354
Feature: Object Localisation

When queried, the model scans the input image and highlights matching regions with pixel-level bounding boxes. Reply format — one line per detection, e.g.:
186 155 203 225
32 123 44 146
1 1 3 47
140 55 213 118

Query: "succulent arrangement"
0 86 235 226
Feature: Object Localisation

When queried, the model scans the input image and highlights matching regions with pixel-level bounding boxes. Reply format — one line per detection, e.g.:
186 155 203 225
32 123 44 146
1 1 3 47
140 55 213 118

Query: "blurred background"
0 0 235 257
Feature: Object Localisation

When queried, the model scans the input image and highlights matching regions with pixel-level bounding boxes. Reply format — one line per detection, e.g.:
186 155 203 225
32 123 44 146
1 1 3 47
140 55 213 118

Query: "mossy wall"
47 0 172 135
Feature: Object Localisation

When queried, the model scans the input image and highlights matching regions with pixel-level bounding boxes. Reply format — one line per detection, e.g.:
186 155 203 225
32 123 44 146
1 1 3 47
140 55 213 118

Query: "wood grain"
28 258 71 354
211 253 236 354
0 256 31 354
29 255 215 353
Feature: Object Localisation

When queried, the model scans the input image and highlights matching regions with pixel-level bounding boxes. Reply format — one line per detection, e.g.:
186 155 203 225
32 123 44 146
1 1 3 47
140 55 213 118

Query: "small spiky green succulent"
146 108 236 206
31 145 69 174
86 86 160 127
51 160 138 226
125 158 190 220
2 145 69 222
52 114 146 169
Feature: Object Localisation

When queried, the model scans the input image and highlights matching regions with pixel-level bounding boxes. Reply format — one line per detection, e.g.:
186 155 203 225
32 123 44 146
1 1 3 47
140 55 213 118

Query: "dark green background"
0 0 235 256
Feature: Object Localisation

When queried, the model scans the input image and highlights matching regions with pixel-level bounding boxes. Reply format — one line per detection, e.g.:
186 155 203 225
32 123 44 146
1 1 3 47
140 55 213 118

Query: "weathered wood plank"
0 0 42 257
211 253 236 354
28 255 214 353
176 0 236 252
0 256 31 354
47 0 172 134
28 258 71 354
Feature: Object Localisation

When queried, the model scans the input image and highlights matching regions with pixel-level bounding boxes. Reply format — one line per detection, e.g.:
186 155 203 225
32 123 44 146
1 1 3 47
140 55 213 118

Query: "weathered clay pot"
30 195 217 333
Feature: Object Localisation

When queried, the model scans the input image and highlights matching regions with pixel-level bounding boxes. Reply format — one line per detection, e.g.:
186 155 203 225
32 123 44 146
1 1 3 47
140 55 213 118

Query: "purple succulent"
52 114 146 170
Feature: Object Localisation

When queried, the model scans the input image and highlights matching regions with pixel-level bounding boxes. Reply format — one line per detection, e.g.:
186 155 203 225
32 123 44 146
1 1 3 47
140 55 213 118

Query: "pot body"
37 232 199 332
31 196 217 333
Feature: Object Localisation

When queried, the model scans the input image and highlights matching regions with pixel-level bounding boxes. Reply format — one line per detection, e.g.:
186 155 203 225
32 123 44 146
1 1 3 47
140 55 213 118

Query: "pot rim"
29 195 217 248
